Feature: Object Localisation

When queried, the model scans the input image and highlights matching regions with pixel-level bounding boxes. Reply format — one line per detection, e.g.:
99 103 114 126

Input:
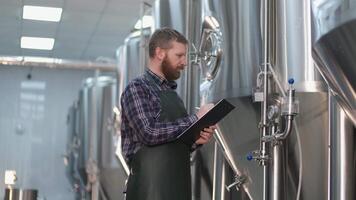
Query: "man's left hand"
195 125 217 145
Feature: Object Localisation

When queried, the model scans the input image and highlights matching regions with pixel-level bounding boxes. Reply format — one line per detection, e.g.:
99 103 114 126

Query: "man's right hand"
196 103 214 119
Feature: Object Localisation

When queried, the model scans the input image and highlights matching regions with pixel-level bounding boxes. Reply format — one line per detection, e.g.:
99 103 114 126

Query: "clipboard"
178 99 236 145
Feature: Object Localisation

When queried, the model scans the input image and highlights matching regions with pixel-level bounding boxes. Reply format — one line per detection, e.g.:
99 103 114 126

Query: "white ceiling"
0 0 153 61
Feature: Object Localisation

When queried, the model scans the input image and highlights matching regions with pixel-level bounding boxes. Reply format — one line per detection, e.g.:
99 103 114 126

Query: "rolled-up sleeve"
121 81 198 146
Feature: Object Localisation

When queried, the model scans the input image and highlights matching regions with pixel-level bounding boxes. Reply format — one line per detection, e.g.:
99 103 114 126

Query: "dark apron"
126 77 192 200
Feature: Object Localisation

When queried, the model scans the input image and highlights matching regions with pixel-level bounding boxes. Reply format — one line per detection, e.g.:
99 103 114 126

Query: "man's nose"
182 57 187 66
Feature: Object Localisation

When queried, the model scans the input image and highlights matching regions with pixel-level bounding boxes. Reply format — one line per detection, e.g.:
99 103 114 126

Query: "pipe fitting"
225 174 246 191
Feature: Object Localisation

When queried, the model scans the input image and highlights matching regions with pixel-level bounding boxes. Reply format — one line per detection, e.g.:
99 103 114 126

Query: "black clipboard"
178 99 236 145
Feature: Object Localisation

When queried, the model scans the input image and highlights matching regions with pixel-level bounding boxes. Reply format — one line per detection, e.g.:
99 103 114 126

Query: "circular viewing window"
199 16 223 81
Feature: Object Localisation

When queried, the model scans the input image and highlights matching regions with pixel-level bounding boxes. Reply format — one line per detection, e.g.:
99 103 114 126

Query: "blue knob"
246 154 253 161
288 78 294 85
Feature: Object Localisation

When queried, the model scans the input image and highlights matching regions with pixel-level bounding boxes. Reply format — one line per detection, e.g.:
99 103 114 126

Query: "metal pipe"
184 0 192 112
329 92 355 200
117 155 130 176
261 0 269 165
213 128 240 177
0 56 116 71
212 141 225 200
89 70 100 200
274 115 293 140
213 128 253 199
220 161 226 200
139 1 152 75
270 124 287 200
261 0 271 199
139 0 145 75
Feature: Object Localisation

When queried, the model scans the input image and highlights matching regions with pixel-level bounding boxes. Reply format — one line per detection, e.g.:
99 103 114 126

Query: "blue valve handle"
246 154 253 161
288 78 294 85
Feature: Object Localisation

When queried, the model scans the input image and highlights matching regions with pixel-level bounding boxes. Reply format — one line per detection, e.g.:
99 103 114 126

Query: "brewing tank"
311 0 356 125
114 27 152 199
152 0 202 113
272 1 329 199
197 0 330 199
117 29 151 90
65 103 83 196
197 0 263 199
152 2 209 200
76 76 125 199
311 1 356 199
78 76 117 175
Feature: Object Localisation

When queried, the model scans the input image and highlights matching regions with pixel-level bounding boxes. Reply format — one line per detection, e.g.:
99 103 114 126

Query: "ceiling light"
23 5 62 22
21 81 46 90
134 15 153 29
21 37 55 50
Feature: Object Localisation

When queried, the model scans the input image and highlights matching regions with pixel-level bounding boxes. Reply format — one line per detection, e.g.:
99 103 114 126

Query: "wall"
0 66 112 200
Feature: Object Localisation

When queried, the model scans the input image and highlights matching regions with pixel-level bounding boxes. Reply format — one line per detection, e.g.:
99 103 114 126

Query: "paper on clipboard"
178 99 236 145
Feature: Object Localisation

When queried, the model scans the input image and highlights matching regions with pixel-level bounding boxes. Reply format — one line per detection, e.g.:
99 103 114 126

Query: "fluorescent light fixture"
21 81 46 90
20 92 45 102
23 5 62 22
21 37 55 50
134 15 153 29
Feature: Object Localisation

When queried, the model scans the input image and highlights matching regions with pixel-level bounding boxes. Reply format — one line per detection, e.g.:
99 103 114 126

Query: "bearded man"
120 27 215 200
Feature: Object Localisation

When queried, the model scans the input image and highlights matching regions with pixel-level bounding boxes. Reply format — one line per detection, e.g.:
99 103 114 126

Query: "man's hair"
148 27 188 58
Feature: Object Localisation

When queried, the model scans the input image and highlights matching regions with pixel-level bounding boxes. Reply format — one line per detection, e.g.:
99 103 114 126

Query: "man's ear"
155 47 166 61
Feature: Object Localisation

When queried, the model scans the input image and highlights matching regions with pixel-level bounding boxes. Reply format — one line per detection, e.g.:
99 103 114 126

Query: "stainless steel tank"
328 94 356 200
65 102 84 198
196 0 331 200
311 0 356 199
153 0 187 32
197 0 263 199
272 0 329 200
153 0 188 94
117 30 150 90
152 2 204 200
77 76 125 200
116 28 151 167
311 0 356 125
116 28 151 113
152 0 202 112
113 28 152 199
4 188 37 200
111 0 356 200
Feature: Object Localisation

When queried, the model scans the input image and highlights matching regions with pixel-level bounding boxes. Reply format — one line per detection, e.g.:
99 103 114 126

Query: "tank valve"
246 150 269 163
246 153 254 161
225 174 246 191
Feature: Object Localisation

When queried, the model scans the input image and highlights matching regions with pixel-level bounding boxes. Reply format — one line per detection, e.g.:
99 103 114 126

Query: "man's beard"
161 56 181 81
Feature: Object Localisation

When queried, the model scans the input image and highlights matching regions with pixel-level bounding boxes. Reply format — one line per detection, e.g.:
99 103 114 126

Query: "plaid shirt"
120 69 198 162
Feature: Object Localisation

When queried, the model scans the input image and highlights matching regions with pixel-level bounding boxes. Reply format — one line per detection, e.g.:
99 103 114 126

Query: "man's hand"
196 103 214 119
195 125 217 145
